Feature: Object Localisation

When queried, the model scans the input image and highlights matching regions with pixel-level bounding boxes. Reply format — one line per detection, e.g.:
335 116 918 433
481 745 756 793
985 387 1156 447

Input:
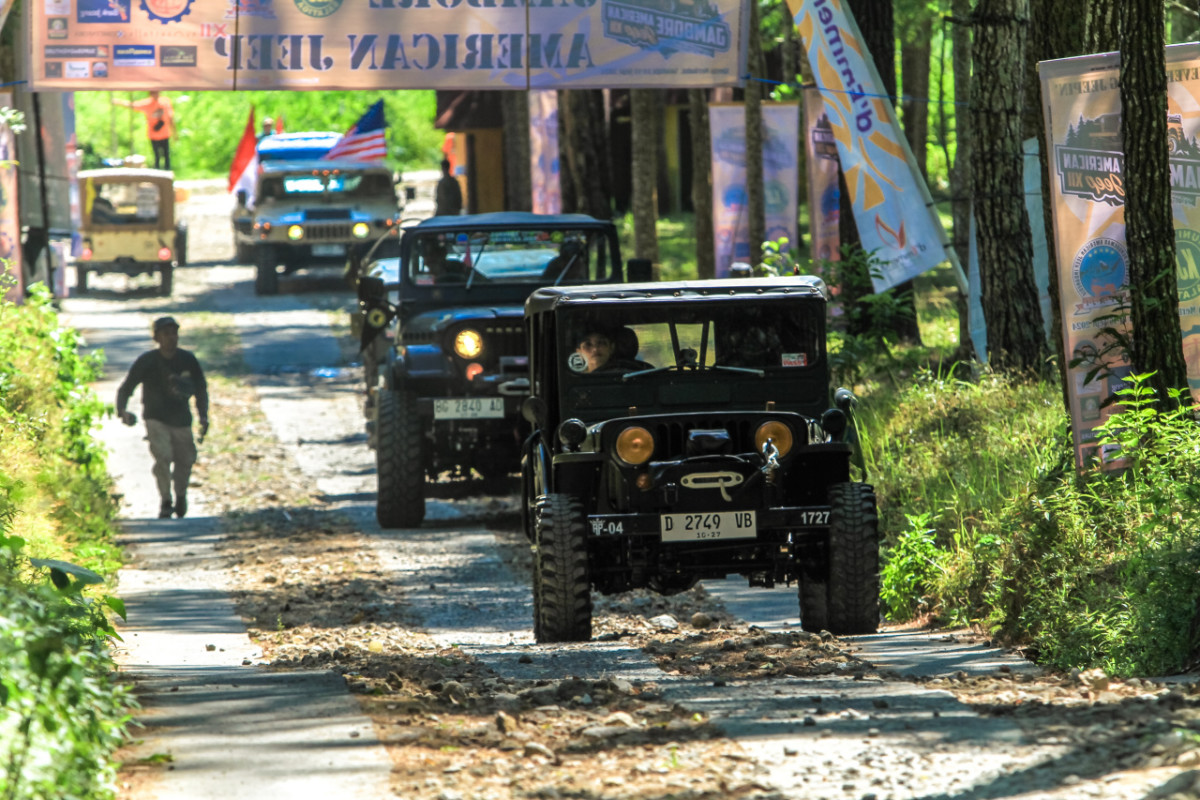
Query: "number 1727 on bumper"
661 511 756 542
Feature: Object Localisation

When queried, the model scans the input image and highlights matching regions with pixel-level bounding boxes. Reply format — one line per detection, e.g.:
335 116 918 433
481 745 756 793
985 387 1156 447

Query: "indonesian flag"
275 113 284 134
228 107 258 203
322 100 387 163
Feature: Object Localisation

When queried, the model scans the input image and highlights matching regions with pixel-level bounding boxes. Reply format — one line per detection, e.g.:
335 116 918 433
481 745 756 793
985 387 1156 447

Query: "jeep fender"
384 343 453 391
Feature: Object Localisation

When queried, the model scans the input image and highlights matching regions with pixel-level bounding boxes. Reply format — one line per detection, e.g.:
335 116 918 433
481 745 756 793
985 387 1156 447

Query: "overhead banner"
530 90 561 215
710 102 799 278
804 84 840 264
788 0 949 292
29 1 749 91
1040 42 1200 470
0 92 23 303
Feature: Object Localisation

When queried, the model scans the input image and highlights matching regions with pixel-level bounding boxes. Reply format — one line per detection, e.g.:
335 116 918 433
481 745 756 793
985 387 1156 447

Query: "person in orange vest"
113 91 175 171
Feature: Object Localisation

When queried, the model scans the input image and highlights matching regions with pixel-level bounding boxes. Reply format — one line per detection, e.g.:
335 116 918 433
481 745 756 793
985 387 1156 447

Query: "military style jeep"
355 212 652 529
519 276 878 642
236 160 401 295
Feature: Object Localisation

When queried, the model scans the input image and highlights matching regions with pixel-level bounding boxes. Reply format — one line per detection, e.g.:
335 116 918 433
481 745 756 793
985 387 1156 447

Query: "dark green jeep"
520 276 878 642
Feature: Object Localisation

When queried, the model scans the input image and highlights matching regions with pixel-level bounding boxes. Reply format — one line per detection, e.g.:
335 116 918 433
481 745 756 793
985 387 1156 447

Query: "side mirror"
834 387 857 412
626 258 653 283
521 396 547 427
357 275 386 303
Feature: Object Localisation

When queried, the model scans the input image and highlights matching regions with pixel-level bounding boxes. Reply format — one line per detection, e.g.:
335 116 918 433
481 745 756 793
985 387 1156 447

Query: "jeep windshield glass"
560 303 823 378
90 181 161 225
270 172 394 199
408 228 611 287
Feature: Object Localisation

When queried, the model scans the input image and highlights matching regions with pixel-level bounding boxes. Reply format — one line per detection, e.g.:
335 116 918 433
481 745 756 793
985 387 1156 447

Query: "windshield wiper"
621 364 765 382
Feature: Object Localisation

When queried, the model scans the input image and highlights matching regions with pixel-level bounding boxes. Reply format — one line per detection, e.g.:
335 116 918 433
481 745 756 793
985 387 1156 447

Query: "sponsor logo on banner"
45 62 63 77
603 0 731 57
1070 238 1127 313
1176 229 1200 303
64 61 91 78
78 0 130 23
225 0 276 19
114 44 155 66
45 0 71 14
294 0 341 18
161 45 197 66
141 0 194 24
1054 113 1125 205
810 114 837 159
48 17 69 38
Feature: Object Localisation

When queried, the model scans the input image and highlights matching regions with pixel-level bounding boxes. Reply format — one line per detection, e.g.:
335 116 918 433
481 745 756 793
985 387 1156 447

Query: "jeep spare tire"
825 482 880 635
533 494 592 643
375 389 425 529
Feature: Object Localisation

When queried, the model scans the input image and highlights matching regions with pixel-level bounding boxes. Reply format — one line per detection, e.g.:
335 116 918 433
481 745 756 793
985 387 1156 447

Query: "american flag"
322 100 388 163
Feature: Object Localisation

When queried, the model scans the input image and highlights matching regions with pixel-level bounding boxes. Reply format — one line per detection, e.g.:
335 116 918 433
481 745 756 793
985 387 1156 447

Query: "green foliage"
74 90 444 178
880 512 948 620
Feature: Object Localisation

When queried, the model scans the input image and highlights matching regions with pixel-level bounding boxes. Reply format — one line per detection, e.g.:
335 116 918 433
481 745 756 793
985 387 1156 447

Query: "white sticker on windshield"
568 352 589 373
782 353 808 367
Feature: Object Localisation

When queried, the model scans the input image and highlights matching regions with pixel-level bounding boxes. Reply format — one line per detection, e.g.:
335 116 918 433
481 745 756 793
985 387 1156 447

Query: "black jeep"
520 276 878 642
355 212 651 529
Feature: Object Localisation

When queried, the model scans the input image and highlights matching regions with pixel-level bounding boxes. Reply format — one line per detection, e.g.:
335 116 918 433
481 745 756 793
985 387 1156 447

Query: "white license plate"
434 397 505 420
311 243 345 256
661 511 757 542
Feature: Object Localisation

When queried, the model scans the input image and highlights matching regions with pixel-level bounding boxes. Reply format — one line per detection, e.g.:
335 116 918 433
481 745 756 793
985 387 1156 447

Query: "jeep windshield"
406 227 612 288
259 171 393 200
560 302 824 380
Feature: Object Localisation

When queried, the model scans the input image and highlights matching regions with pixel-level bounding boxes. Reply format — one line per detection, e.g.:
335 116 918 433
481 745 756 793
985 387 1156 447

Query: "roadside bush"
0 283 129 799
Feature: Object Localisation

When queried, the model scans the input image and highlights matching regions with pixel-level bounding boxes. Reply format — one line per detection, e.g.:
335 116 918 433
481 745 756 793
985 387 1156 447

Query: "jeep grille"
481 323 525 358
304 223 354 241
653 418 758 456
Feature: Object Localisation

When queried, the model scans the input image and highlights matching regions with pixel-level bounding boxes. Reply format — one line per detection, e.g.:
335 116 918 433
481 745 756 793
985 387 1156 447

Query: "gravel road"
59 181 1200 800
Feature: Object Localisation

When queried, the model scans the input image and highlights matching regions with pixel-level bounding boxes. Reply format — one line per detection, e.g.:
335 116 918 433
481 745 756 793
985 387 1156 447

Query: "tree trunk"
559 89 612 219
950 0 974 360
631 89 659 264
970 0 1048 372
900 15 932 180
781 8 809 257
689 89 716 280
1025 0 1088 408
501 91 532 212
745 1 766 270
1085 0 1120 53
1119 0 1188 398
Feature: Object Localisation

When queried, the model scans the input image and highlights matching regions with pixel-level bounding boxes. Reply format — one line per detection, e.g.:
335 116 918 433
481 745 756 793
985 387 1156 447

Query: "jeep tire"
76 266 88 294
255 246 279 295
375 388 425 528
160 263 173 296
798 576 829 633
825 482 880 635
533 494 592 643
234 239 254 265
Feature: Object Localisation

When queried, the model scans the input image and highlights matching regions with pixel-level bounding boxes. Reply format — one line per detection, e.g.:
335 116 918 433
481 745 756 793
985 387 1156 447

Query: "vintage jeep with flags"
518 276 877 642
354 212 652 529
238 160 401 295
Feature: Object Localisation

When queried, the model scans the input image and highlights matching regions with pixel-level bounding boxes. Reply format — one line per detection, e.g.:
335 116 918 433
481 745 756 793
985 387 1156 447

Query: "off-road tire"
825 482 880 635
76 266 88 294
798 577 829 633
234 240 254 264
375 389 425 529
533 494 592 643
255 247 279 295
160 264 173 296
175 225 188 266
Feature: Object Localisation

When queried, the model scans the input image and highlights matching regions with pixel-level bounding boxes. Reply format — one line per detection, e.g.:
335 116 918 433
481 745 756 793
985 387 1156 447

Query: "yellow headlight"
287 224 304 241
453 329 483 359
755 421 794 457
615 426 654 466
353 222 370 238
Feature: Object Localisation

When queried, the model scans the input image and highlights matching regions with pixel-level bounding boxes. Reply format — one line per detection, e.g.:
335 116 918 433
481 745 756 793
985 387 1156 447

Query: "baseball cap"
153 316 180 333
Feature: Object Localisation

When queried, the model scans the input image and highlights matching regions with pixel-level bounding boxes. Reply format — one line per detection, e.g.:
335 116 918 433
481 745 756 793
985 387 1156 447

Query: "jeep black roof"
406 211 614 234
525 275 828 316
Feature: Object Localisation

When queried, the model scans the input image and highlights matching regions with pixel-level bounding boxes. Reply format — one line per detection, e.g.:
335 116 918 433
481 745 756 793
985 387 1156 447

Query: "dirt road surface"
57 181 1200 800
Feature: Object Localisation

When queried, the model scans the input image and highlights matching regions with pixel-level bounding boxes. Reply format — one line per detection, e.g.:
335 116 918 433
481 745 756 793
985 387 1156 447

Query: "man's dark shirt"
435 175 463 216
117 349 208 427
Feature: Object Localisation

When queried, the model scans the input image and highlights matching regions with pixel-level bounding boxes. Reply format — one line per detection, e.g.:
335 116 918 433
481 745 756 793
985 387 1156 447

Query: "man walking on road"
113 90 175 171
116 316 209 519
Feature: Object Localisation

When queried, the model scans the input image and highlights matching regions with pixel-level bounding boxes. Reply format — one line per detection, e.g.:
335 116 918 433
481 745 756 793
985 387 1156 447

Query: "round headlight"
453 328 483 359
557 418 588 450
353 222 370 238
287 224 304 241
755 421 794 457
615 426 654 466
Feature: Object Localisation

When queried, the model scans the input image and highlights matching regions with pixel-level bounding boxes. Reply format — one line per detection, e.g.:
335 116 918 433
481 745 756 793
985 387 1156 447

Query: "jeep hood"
404 305 525 335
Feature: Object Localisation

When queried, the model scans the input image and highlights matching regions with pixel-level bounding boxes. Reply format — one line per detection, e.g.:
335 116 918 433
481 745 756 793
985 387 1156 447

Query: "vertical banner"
804 84 840 263
709 103 799 278
789 0 951 292
63 92 82 262
530 90 561 215
0 92 23 302
1041 43 1200 469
